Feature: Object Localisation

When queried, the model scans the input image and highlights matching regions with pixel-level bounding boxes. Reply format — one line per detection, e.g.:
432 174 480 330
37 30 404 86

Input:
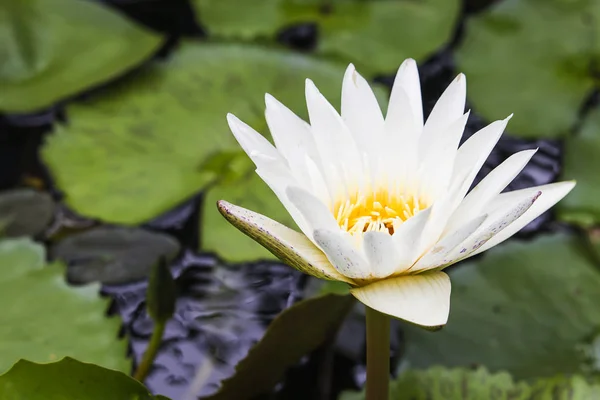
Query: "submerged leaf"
0 189 55 238
0 0 163 112
0 358 168 399
0 238 129 374
50 226 180 285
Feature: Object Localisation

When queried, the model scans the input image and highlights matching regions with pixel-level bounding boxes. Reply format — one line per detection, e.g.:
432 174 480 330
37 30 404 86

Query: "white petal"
384 88 418 188
217 200 353 283
388 58 423 128
304 155 332 207
227 114 280 160
445 148 537 233
341 65 385 159
392 207 433 273
420 74 466 160
264 94 318 187
285 186 339 234
449 116 512 202
255 163 311 236
305 79 363 190
410 214 487 273
363 231 400 279
472 181 576 255
418 111 470 201
418 179 470 255
350 272 451 327
448 189 543 261
314 229 370 279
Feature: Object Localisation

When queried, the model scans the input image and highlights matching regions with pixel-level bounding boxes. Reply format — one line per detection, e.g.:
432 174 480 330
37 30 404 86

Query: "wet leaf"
0 358 168 399
558 107 600 226
0 238 129 374
0 189 55 237
402 233 600 379
194 0 460 73
50 226 180 285
456 0 598 138
0 0 163 112
340 366 600 400
204 293 354 400
43 42 358 225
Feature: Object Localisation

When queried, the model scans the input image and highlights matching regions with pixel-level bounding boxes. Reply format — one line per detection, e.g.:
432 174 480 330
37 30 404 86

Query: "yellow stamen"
333 187 428 235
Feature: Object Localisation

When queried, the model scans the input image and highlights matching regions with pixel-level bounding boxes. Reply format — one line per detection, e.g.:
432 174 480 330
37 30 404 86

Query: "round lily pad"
558 107 600 226
42 42 357 225
402 233 600 379
51 226 180 285
0 0 163 112
455 0 598 138
0 358 168 400
194 0 460 73
0 189 55 237
0 238 129 374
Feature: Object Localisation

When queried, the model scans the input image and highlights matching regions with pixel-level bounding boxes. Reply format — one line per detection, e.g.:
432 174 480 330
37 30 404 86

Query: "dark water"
0 0 569 399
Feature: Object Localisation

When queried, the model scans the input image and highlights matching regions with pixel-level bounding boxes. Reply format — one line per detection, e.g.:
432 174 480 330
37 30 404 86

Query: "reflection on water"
103 250 305 399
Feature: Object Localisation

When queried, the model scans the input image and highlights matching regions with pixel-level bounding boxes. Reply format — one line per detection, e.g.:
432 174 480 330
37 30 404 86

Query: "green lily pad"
50 226 180 285
0 358 168 399
194 0 460 73
0 238 129 374
340 366 600 400
558 107 600 226
204 293 354 400
402 233 600 379
42 42 360 225
0 0 163 112
0 189 55 237
455 0 598 138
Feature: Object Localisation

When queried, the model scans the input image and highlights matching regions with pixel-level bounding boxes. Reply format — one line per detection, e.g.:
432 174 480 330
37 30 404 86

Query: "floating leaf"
0 358 168 399
455 0 598 138
340 366 600 400
402 233 600 379
43 42 360 224
558 107 600 226
0 238 129 374
204 293 354 400
0 189 55 237
194 0 460 73
50 226 180 285
0 0 163 112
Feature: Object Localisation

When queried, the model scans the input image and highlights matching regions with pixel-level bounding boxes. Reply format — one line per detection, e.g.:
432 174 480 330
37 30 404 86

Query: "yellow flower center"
333 189 427 235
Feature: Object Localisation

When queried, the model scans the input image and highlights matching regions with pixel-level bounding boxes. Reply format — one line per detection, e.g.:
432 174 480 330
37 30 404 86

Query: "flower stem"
365 306 390 400
133 319 166 382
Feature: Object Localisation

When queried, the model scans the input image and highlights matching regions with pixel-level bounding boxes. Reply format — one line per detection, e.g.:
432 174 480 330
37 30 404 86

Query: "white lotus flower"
218 60 575 327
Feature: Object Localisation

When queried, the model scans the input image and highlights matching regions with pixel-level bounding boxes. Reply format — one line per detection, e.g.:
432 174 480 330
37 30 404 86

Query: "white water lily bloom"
218 60 575 327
